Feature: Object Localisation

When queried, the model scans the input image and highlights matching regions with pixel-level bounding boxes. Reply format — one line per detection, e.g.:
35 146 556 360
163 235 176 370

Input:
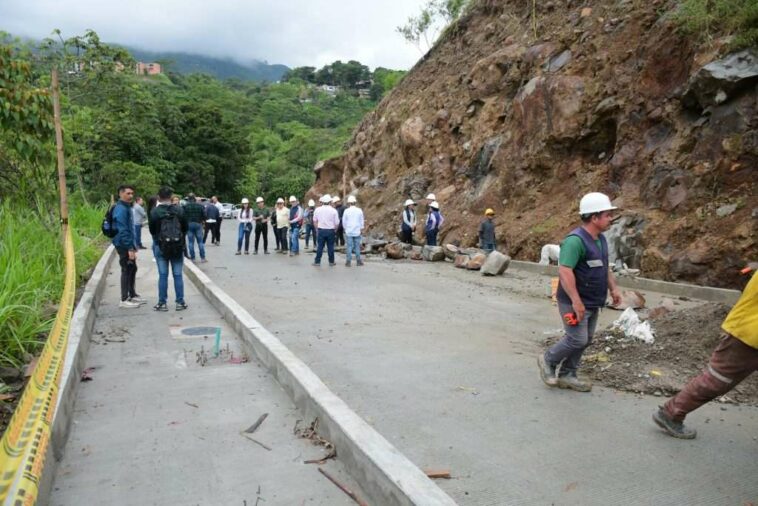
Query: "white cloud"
0 0 429 70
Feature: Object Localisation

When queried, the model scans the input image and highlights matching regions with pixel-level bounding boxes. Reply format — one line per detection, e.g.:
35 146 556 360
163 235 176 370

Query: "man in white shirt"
312 194 340 266
341 195 365 267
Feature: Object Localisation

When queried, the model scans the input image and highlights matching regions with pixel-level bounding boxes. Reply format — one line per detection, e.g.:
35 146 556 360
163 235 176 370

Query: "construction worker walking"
653 264 758 439
539 192 622 392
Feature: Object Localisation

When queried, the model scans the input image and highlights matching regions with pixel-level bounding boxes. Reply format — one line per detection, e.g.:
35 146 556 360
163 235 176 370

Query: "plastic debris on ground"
611 307 655 344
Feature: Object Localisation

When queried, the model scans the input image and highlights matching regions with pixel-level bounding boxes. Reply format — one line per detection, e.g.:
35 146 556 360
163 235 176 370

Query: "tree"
397 0 471 53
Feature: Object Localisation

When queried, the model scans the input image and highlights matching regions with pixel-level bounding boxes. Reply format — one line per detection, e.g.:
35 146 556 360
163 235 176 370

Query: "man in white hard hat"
275 197 290 254
288 196 303 256
539 192 622 392
313 194 340 266
252 197 270 254
342 195 365 267
401 199 416 244
425 201 444 246
303 199 317 250
424 193 436 206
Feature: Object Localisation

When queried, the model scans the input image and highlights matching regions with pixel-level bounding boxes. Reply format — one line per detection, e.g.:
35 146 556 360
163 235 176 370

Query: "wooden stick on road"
318 467 368 506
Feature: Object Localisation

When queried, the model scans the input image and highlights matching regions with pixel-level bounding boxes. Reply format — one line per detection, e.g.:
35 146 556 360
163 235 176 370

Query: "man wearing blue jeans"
539 193 622 392
149 186 189 311
312 194 339 266
183 194 207 263
341 195 364 267
288 195 303 256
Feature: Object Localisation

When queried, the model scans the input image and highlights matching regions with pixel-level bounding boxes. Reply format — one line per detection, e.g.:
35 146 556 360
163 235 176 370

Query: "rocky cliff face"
308 0 757 289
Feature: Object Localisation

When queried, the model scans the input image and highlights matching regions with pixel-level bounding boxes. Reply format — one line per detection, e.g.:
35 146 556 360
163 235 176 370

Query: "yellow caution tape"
0 225 76 505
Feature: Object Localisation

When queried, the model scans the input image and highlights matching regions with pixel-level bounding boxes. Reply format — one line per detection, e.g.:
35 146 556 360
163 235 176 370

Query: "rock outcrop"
308 0 756 289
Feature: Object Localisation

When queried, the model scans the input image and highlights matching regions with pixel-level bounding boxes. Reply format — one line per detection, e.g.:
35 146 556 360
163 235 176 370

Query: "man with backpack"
109 184 145 308
149 186 189 312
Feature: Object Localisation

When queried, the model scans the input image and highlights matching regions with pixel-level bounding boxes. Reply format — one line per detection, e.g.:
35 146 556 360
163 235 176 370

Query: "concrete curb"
184 261 457 506
509 260 741 304
38 245 117 505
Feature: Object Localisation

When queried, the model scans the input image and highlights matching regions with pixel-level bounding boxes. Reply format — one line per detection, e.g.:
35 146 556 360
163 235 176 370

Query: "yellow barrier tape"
0 225 76 505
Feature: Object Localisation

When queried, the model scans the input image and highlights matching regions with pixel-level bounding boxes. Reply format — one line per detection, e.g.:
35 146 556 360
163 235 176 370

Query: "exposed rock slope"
308 0 757 288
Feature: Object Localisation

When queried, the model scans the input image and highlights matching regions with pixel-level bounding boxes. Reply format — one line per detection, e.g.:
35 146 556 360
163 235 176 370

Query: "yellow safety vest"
722 271 758 349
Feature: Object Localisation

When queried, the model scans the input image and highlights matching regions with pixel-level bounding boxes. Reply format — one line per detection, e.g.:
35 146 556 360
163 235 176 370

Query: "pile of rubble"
381 241 511 276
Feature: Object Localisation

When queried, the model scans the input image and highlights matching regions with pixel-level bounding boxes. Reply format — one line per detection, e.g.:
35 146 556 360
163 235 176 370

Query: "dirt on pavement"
546 303 758 406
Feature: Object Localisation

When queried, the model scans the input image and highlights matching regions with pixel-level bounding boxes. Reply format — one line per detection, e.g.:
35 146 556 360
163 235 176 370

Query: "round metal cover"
181 326 219 336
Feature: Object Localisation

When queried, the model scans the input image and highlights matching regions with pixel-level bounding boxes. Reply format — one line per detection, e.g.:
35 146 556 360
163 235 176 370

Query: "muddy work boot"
557 373 592 392
652 407 697 439
538 355 557 387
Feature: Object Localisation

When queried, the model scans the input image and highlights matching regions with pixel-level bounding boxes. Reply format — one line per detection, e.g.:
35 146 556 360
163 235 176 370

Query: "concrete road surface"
197 222 758 505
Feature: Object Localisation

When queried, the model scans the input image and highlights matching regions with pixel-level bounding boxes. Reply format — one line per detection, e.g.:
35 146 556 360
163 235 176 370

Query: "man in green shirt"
539 192 622 392
252 196 271 254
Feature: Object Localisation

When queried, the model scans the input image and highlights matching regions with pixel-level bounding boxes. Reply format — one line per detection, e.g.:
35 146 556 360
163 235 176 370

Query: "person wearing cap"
342 195 365 267
332 196 346 247
424 201 443 246
252 197 270 254
479 209 497 253
313 194 340 266
401 199 416 244
539 192 622 392
236 198 254 255
275 197 290 253
303 199 317 250
288 196 304 256
652 263 758 439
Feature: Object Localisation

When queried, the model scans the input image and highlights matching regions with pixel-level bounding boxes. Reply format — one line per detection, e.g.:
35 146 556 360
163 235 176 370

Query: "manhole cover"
181 326 219 336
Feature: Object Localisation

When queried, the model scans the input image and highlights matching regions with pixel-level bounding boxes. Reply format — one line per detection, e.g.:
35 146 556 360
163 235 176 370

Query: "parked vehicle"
220 203 234 219
231 204 242 219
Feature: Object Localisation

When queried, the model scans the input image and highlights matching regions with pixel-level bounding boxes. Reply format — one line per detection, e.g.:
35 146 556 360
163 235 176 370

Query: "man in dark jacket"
203 199 221 245
112 184 144 308
479 209 496 253
183 194 207 262
149 186 189 311
333 196 346 247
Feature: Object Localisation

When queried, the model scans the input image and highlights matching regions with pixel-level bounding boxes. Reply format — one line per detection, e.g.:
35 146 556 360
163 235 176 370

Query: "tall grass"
0 200 106 368
674 0 758 50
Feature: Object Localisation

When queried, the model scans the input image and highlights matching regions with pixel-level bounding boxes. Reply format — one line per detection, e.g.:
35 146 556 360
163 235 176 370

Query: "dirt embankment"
308 0 757 289
547 303 758 405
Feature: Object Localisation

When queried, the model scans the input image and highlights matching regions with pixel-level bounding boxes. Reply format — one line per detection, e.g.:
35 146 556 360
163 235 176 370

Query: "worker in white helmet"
401 199 416 244
425 201 444 246
539 192 622 392
342 195 365 267
303 199 317 250
288 196 303 256
332 196 346 247
313 194 340 266
275 197 290 253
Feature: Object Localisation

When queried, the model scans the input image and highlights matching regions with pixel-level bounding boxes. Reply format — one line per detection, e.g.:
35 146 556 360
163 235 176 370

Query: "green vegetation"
0 200 106 368
674 0 758 49
0 29 392 369
282 61 406 100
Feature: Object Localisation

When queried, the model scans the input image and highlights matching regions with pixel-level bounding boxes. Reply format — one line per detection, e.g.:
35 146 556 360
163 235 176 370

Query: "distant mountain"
125 47 289 82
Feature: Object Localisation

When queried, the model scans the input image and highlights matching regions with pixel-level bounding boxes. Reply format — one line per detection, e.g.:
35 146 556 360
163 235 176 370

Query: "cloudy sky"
0 0 430 70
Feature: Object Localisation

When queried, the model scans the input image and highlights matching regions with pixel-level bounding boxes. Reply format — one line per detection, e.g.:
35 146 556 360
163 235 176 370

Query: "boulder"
454 254 470 268
400 116 425 148
466 253 488 270
444 243 460 260
385 242 405 260
608 290 646 310
481 251 511 276
682 49 758 110
422 245 446 262
408 249 424 261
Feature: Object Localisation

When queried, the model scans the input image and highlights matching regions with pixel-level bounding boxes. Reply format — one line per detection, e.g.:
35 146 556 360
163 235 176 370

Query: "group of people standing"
234 194 364 267
400 193 445 246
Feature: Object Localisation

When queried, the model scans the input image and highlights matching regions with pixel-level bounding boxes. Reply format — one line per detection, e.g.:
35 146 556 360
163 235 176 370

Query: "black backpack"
101 205 118 238
158 207 184 259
